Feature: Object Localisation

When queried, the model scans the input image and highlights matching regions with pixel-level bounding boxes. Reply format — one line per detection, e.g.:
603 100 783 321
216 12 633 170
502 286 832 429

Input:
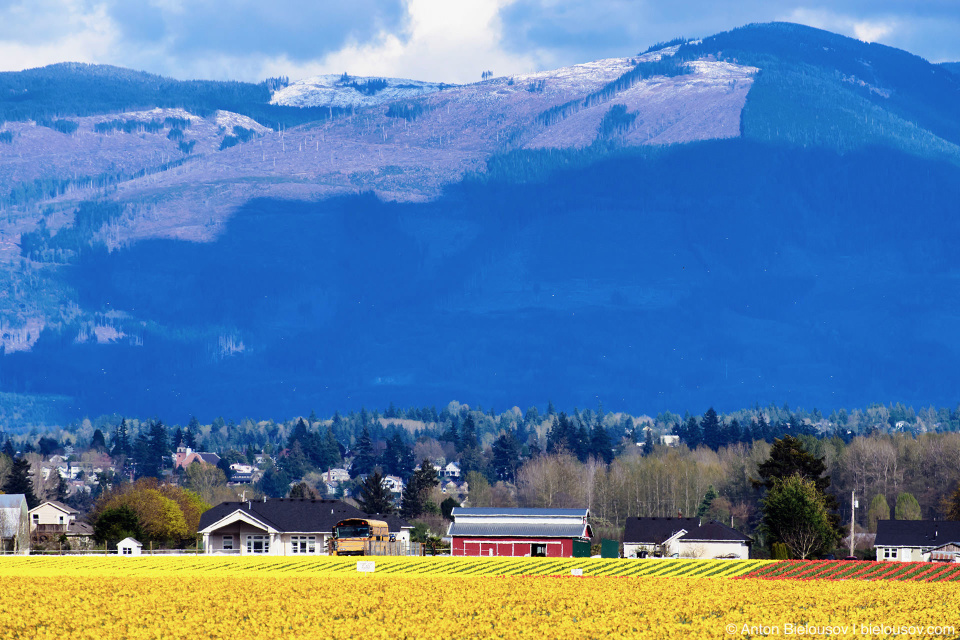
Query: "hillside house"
448 507 592 557
0 494 30 554
198 498 412 555
443 462 461 478
623 517 751 559
173 446 221 470
382 475 405 493
875 520 960 562
28 500 94 546
325 468 351 483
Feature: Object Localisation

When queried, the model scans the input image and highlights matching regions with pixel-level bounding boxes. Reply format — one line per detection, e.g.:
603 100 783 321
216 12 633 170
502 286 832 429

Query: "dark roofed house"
198 498 411 555
448 507 592 557
623 517 699 558
875 520 960 562
623 517 751 559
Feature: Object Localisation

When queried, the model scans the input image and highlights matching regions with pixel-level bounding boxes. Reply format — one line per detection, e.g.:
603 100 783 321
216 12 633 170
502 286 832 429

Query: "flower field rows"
0 572 959 639
0 556 768 578
739 560 960 582
1 559 959 638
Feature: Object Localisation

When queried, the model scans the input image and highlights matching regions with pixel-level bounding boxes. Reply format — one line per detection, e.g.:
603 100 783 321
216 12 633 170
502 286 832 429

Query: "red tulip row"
739 559 960 581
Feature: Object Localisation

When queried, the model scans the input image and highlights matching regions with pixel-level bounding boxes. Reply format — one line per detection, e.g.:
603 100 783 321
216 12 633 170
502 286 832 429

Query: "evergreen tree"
172 427 184 449
895 492 922 520
382 434 414 479
574 422 591 462
352 425 377 477
459 414 479 450
684 415 702 449
356 470 394 515
753 435 844 543
400 460 440 519
55 473 69 502
490 432 522 481
216 457 234 483
111 419 131 459
287 418 309 451
257 463 291 498
867 494 890 532
590 419 614 464
2 457 39 508
281 441 310 479
185 416 199 449
762 474 838 559
701 407 721 450
2 439 14 459
90 429 107 452
642 428 654 456
547 413 576 454
322 427 342 470
696 485 718 517
288 482 318 499
440 496 460 520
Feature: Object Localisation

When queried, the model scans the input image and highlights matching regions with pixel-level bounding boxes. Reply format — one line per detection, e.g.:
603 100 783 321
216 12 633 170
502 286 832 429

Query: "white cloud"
0 1 117 71
298 0 539 83
781 8 898 44
852 20 895 43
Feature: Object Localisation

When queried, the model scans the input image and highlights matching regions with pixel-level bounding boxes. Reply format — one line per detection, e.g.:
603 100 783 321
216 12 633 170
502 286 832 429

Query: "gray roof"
33 500 79 515
875 520 960 548
624 517 700 544
681 520 752 543
197 498 410 534
451 507 588 518
448 522 591 538
0 494 27 509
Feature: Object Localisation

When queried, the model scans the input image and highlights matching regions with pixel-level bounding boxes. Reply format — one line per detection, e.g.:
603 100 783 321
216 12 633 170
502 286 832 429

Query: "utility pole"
850 490 858 557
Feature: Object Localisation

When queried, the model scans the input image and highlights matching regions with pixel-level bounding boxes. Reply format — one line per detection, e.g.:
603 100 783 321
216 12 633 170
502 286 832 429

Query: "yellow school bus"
330 518 389 556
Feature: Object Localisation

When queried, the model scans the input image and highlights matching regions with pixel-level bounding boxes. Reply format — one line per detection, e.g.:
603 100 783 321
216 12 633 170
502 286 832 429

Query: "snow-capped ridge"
271 74 451 109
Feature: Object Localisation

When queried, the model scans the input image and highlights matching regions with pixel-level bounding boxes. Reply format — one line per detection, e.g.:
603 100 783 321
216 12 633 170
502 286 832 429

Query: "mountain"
0 22 959 426
941 62 960 76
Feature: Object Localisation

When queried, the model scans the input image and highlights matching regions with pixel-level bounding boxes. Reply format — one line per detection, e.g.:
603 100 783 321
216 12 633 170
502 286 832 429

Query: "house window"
291 536 316 554
245 534 270 554
883 548 895 559
32 514 39 523
122 547 132 555
222 535 234 550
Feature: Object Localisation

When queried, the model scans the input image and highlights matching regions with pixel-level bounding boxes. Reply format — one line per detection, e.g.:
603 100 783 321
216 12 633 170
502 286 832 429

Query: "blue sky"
1 0 958 83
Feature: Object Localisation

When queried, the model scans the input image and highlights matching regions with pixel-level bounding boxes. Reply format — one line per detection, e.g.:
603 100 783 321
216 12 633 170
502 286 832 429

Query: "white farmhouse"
623 517 751 559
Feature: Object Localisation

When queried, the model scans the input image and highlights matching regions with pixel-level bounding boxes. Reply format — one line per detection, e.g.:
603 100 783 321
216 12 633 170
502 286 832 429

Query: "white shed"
117 537 143 556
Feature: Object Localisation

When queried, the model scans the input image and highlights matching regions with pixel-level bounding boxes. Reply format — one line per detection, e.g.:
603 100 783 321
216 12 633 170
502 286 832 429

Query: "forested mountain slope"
0 23 958 424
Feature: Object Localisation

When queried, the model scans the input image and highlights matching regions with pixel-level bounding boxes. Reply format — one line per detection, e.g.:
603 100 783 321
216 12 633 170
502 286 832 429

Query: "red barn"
448 507 592 557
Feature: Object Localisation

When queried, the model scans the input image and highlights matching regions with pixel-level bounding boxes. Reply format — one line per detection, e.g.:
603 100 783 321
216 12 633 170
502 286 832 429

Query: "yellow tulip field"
0 558 958 639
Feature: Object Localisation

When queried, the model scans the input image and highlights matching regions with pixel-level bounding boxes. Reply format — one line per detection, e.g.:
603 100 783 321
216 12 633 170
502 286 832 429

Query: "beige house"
28 500 94 547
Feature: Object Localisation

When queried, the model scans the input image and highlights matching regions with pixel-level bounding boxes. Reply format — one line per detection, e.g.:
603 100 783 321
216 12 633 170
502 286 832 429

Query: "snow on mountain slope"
524 59 757 149
0 48 760 249
270 74 449 108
